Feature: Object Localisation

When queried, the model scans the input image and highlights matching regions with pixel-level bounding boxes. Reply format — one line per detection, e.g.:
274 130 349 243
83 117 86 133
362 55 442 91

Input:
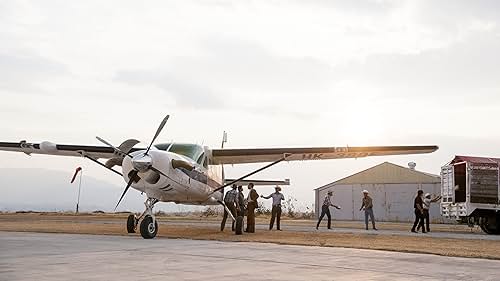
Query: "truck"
440 155 500 234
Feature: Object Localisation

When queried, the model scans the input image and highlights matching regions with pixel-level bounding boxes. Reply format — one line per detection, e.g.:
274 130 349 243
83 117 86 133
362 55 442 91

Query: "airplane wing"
211 145 438 165
0 140 138 160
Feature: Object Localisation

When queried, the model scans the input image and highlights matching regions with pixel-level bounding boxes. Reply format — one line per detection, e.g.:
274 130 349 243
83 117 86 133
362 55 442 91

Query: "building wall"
316 183 445 223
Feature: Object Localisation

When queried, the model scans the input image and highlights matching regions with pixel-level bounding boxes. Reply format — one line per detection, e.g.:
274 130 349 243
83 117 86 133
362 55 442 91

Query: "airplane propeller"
114 170 138 210
96 114 170 210
144 115 169 156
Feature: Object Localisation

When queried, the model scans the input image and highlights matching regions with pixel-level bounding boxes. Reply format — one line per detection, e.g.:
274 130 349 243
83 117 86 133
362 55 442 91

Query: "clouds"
0 51 69 93
331 31 500 101
1 0 500 210
115 38 333 112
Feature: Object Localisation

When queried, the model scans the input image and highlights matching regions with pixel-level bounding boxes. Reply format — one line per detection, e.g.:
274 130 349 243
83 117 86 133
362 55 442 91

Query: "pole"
76 169 83 214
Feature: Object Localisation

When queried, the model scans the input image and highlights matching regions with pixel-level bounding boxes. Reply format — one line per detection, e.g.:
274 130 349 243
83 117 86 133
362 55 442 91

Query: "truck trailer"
441 155 500 234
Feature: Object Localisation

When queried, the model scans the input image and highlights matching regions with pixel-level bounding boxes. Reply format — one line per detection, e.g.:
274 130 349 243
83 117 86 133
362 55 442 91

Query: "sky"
1 0 500 212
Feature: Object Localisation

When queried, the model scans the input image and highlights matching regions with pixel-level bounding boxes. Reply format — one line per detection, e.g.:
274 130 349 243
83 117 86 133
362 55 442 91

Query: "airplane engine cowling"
40 141 58 153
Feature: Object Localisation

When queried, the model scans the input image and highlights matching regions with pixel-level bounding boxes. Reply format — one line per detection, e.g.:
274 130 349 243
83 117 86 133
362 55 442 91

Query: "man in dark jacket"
245 183 259 233
411 190 425 233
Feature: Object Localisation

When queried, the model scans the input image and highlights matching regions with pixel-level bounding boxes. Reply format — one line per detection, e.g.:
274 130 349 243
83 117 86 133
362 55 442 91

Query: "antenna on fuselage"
221 131 227 148
220 131 228 192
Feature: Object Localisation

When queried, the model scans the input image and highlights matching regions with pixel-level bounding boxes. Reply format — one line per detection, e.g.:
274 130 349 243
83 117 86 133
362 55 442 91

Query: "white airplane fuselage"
123 148 223 206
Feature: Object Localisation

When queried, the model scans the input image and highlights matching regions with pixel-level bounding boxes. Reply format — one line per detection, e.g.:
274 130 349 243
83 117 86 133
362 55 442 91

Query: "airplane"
0 115 438 238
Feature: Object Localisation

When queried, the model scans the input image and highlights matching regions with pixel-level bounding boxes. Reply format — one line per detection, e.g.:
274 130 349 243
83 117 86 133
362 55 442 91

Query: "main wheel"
127 214 136 233
235 216 244 235
140 215 158 239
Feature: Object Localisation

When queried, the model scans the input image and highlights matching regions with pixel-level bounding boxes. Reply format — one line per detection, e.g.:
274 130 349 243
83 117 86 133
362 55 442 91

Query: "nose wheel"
127 214 137 233
140 215 158 239
125 197 160 239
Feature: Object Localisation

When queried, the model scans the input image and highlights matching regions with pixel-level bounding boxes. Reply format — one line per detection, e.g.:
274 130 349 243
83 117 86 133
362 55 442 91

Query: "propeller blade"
114 170 138 211
145 115 170 155
96 136 133 158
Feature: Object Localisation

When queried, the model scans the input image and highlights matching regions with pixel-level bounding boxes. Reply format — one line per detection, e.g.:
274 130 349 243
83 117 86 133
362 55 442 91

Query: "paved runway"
165 219 500 241
1 232 498 281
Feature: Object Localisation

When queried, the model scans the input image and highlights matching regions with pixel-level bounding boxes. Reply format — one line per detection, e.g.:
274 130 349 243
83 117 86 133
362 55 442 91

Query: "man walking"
245 183 259 233
359 190 377 230
221 184 239 231
261 186 285 230
316 191 341 230
411 190 425 233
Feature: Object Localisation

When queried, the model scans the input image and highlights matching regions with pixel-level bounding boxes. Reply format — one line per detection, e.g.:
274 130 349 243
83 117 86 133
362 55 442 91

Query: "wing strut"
211 153 291 194
80 153 123 177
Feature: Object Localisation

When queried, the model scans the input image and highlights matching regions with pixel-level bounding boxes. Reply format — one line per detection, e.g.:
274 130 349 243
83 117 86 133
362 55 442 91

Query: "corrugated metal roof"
315 162 440 190
450 155 500 164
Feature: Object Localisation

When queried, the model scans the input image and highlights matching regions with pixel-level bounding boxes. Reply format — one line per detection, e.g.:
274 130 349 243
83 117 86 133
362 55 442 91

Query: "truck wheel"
479 216 500 235
235 216 244 235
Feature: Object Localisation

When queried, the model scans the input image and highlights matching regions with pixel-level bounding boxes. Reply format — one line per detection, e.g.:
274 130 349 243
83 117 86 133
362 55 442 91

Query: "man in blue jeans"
359 190 377 230
316 191 341 230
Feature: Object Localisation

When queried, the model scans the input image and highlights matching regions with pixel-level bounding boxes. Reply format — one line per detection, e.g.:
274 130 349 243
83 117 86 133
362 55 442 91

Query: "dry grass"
1 213 498 260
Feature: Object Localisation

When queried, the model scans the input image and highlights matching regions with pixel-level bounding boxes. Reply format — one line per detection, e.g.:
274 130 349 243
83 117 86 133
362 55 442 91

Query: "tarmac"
1 231 499 281
166 219 500 241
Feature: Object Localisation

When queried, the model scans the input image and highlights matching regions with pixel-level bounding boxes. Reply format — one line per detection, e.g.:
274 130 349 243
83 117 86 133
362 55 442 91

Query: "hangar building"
314 162 443 222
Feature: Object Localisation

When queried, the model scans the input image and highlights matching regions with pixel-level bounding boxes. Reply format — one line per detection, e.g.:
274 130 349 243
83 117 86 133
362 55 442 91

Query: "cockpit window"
154 143 205 162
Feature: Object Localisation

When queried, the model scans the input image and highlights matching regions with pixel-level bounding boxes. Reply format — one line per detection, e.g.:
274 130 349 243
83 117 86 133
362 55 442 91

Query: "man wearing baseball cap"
359 190 377 230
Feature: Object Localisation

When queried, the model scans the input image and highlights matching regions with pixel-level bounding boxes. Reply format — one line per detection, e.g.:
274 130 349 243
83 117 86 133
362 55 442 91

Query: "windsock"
71 167 82 183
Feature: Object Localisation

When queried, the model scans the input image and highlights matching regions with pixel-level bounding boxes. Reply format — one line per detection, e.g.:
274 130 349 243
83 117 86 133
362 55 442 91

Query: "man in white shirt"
418 193 442 232
261 186 285 230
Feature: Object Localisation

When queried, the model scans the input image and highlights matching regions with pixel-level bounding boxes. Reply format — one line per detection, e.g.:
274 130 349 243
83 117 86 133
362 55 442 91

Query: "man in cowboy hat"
221 184 239 231
316 190 341 230
359 190 377 230
261 186 285 230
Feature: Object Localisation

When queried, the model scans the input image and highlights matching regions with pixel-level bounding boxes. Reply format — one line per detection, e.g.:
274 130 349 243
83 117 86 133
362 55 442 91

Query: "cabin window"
154 143 204 162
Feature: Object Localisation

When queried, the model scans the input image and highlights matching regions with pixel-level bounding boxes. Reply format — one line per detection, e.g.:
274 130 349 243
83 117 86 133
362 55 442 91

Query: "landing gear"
140 215 158 239
127 214 137 233
124 197 160 239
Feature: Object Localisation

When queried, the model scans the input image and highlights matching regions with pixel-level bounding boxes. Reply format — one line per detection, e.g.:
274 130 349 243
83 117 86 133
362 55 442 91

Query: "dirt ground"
1 212 499 260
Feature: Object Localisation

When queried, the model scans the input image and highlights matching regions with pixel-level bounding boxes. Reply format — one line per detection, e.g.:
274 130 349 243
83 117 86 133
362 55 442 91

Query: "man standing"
359 190 377 230
411 190 425 233
418 193 442 233
245 183 259 233
316 191 341 230
261 186 285 230
221 184 239 231
237 185 245 223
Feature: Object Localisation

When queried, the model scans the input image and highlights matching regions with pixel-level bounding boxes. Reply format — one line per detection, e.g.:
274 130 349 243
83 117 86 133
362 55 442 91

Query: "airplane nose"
132 154 153 172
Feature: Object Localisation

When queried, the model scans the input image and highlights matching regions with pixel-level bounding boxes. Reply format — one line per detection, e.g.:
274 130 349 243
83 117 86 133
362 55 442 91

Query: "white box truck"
441 155 500 234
